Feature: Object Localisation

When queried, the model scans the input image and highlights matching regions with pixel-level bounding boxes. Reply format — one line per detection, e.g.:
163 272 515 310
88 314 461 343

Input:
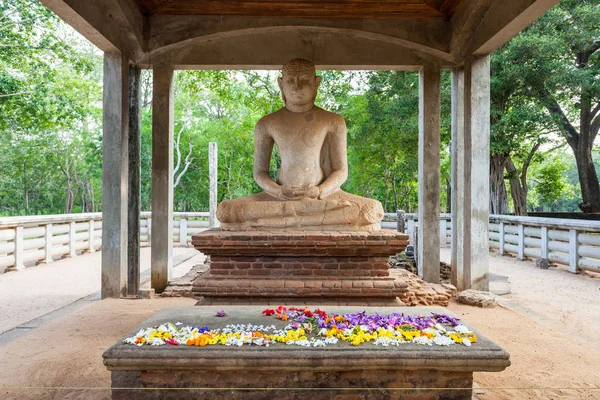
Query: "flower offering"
123 307 477 348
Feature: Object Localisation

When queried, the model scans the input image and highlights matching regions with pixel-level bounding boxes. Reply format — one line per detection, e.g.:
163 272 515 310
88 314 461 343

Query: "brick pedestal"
192 229 409 304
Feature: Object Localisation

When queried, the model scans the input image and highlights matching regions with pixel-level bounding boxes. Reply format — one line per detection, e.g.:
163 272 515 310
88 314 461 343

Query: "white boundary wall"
0 212 209 271
384 213 600 274
2 212 599 274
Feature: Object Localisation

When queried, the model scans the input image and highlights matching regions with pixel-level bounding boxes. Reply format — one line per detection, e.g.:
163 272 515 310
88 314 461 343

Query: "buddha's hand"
304 185 320 199
278 184 320 200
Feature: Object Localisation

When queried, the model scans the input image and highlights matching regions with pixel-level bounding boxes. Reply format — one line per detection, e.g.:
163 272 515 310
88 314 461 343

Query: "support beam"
451 69 465 288
101 53 129 299
127 65 142 297
417 64 441 283
151 66 174 293
451 55 491 291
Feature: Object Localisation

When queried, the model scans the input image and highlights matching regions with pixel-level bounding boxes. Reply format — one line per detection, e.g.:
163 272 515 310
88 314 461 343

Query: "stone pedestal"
192 229 409 305
103 306 511 400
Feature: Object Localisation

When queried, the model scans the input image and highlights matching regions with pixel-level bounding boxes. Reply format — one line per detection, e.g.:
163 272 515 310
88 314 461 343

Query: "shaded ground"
0 249 598 399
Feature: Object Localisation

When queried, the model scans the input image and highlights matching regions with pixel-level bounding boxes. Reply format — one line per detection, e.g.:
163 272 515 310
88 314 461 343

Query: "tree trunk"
505 157 527 216
574 142 600 213
490 153 509 215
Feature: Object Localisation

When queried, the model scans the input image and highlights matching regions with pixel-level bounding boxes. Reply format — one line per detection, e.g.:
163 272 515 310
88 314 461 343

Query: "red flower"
304 308 314 318
276 305 287 314
262 308 275 316
164 338 179 345
315 308 328 318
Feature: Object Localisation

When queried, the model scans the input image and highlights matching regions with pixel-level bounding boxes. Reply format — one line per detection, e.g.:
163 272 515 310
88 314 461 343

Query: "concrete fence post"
179 218 188 246
69 221 77 258
407 219 416 245
396 210 405 233
540 226 549 260
517 224 525 260
43 223 54 263
568 229 579 273
88 219 95 253
147 218 152 244
498 222 505 256
14 226 24 270
439 219 447 245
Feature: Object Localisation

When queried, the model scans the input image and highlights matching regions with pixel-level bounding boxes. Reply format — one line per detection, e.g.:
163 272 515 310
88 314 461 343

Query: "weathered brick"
284 281 305 288
352 281 373 288
248 269 270 276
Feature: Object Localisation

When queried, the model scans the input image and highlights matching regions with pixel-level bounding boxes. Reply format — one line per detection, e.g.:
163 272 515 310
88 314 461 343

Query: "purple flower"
216 310 227 317
197 326 210 333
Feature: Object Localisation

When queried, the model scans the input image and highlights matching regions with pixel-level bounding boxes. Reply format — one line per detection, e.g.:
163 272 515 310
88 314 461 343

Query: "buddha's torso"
262 107 335 186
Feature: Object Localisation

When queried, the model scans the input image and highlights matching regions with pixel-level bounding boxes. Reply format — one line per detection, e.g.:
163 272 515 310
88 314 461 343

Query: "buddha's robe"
216 190 383 231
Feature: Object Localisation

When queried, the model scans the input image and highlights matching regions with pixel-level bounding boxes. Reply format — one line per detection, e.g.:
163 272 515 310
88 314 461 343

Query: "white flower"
454 325 471 333
433 336 453 346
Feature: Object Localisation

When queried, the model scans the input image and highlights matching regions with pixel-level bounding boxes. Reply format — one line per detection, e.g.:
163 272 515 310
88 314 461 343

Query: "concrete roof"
40 0 560 69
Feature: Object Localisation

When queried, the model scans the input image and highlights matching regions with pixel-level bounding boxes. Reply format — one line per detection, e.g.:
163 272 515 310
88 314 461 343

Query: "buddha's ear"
315 75 322 88
277 76 283 90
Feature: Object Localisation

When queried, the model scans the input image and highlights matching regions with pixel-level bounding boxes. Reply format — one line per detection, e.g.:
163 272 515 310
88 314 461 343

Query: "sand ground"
0 249 598 399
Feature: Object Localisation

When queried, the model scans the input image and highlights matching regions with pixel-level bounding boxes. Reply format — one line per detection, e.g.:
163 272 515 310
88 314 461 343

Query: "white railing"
0 212 209 271
3 211 598 274
385 212 600 274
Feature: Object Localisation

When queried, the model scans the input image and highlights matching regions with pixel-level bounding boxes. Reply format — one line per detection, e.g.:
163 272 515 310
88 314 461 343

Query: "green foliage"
0 1 102 215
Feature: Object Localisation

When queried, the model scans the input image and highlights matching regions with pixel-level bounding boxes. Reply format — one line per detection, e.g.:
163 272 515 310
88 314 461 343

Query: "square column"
101 53 129 298
451 55 491 291
417 64 441 283
127 65 142 297
151 66 174 293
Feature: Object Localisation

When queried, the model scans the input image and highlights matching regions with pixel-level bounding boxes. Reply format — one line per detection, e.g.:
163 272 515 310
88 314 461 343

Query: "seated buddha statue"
216 58 384 231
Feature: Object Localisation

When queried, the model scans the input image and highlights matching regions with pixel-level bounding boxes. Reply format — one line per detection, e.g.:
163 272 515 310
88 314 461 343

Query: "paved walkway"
0 247 204 336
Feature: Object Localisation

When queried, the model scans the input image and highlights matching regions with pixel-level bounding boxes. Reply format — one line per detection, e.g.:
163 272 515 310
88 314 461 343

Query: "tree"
503 0 600 212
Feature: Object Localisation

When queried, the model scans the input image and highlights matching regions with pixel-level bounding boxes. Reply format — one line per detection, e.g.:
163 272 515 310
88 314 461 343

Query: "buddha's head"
278 58 321 112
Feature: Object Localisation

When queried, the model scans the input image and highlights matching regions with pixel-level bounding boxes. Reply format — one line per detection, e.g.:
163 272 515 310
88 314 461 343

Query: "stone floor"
0 248 599 399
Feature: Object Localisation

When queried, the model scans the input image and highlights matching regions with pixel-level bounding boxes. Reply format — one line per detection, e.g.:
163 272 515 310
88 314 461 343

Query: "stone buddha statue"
217 58 384 231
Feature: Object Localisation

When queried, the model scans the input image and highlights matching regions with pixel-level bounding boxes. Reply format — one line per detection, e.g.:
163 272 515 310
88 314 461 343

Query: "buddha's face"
278 70 321 109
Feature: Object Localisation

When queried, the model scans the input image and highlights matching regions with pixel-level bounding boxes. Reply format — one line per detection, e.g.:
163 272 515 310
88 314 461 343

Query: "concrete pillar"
540 226 549 259
151 66 174 293
451 69 465 288
88 220 95 253
417 64 441 283
127 65 142 297
14 226 24 270
179 218 188 246
44 223 54 263
209 142 218 228
568 229 579 273
101 53 129 299
68 221 76 257
451 55 491 291
498 222 505 256
517 224 525 260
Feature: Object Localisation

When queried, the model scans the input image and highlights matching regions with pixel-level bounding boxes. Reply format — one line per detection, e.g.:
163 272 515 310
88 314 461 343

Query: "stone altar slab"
103 305 510 400
192 229 410 304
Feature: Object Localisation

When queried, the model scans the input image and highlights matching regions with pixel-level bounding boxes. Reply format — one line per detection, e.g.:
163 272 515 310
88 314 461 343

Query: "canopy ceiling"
134 0 464 19
40 0 560 69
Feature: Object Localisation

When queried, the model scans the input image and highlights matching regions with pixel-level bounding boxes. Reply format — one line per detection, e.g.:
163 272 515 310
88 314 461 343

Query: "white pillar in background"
151 66 174 293
209 142 218 228
417 64 441 283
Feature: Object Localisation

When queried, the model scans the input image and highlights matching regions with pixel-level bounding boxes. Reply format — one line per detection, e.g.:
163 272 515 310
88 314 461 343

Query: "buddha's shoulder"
314 107 346 125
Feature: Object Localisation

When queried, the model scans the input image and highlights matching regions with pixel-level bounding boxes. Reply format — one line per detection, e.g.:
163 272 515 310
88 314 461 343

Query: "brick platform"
192 229 409 304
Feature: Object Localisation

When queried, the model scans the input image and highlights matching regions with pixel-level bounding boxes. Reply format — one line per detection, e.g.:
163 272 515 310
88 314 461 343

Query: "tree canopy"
1 1 599 217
